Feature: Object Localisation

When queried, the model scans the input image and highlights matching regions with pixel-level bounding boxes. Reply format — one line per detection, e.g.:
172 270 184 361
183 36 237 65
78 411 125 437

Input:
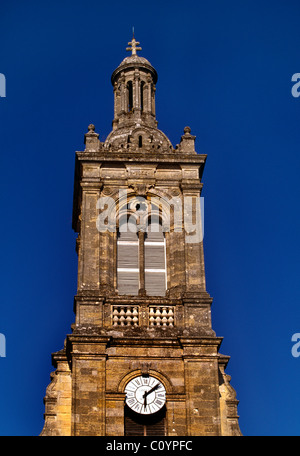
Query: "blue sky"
0 0 300 436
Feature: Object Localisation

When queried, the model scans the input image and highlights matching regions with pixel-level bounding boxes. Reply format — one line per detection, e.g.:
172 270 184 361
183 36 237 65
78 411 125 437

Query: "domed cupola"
104 34 173 153
111 34 157 128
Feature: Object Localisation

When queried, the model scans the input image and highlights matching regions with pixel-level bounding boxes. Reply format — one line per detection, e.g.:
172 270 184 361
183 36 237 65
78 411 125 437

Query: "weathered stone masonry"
41 36 241 436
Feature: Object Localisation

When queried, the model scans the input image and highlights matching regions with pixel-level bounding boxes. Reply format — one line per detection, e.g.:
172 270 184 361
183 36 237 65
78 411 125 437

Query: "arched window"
117 217 139 295
138 135 143 148
144 220 166 297
140 81 144 111
117 216 167 297
127 81 133 112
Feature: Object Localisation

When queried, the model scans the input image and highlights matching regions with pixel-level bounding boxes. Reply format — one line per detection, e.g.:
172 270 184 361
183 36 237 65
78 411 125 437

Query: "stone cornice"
75 150 207 165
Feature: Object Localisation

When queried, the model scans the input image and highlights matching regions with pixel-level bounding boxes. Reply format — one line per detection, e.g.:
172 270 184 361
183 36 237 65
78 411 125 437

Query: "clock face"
125 375 166 415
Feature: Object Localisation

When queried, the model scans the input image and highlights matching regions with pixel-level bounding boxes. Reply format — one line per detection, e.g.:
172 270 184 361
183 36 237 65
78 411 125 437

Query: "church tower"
41 36 241 436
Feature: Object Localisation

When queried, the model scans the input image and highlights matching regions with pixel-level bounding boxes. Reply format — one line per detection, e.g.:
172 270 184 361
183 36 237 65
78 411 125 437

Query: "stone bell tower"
41 35 241 436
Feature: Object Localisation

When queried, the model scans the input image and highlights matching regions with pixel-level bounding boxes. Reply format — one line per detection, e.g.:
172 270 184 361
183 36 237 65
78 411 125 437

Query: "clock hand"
144 382 160 397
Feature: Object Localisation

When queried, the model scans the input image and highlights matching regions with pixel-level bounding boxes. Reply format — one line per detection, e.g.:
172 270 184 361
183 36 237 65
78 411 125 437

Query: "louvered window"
117 218 166 297
124 405 166 436
145 222 166 296
117 219 139 296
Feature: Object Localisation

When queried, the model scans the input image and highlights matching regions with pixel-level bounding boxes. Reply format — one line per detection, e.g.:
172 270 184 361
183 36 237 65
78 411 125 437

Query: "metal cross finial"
126 30 142 56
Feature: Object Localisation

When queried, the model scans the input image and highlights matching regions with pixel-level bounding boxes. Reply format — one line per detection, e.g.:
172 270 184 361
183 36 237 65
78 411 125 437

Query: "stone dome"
111 52 157 85
119 54 153 67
